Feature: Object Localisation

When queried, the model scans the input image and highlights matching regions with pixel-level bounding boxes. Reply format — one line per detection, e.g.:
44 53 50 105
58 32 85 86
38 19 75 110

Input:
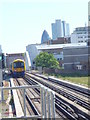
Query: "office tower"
62 21 66 36
51 23 57 40
41 30 51 44
65 23 70 36
51 19 70 40
52 19 63 40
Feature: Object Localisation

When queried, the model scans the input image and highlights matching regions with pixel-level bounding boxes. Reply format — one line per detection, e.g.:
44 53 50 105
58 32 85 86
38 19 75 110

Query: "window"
76 65 82 70
57 58 59 61
13 62 24 68
89 15 90 21
33 61 35 64
60 58 62 60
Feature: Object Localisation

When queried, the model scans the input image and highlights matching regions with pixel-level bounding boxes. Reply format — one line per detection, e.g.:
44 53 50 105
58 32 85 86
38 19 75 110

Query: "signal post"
0 54 4 101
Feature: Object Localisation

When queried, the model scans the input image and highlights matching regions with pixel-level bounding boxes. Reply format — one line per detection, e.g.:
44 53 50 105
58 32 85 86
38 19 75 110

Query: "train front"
12 60 25 77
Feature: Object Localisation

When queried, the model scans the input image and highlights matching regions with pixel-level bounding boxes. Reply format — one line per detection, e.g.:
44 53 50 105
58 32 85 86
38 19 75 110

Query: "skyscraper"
65 23 70 36
51 19 70 40
51 23 57 40
41 30 51 44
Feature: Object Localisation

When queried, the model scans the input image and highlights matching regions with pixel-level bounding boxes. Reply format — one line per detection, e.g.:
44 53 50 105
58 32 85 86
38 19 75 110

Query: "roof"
13 59 24 63
36 43 87 50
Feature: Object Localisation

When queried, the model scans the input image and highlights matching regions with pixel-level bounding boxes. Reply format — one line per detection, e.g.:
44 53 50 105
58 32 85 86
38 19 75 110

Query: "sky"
0 0 89 53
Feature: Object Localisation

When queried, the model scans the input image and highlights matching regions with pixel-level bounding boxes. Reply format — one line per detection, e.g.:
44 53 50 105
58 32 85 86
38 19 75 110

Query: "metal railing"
0 84 55 119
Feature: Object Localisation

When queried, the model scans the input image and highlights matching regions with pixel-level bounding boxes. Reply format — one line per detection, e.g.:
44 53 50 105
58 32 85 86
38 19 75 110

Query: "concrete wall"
43 67 88 76
63 46 89 70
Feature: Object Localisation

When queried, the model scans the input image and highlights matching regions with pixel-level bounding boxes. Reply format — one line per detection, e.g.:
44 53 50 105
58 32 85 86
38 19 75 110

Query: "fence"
0 84 55 119
43 67 88 76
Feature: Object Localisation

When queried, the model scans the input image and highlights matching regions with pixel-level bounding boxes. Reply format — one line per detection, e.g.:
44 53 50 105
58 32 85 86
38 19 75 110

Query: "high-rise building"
65 23 70 36
71 26 89 43
51 19 70 40
41 30 51 44
62 21 66 36
51 23 57 40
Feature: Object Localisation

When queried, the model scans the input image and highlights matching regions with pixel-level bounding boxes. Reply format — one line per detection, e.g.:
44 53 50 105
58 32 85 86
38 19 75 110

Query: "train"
11 59 26 77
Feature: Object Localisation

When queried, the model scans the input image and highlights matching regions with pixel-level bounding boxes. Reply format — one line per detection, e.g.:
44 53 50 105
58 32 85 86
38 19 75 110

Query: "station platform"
10 78 24 117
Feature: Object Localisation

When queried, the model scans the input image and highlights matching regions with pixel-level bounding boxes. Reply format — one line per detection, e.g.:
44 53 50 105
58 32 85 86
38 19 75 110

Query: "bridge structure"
6 52 31 71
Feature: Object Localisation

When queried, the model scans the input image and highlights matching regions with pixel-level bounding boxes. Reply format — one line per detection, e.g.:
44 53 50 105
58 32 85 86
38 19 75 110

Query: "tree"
34 52 60 69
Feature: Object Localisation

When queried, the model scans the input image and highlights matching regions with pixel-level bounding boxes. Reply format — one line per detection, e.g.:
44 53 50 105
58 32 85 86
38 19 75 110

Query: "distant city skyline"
0 0 89 53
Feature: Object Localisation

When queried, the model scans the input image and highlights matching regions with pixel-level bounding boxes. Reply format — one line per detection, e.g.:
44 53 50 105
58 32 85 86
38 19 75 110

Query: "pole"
23 89 26 116
0 69 4 101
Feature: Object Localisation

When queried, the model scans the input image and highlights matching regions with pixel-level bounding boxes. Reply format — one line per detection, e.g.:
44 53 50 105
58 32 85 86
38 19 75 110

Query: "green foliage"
35 52 60 69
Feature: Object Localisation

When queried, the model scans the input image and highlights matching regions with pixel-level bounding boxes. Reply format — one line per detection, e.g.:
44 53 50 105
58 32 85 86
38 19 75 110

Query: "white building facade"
26 44 40 69
71 26 88 43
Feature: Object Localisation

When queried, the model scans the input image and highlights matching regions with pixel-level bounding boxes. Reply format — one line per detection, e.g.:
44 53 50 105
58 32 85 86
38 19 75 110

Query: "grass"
3 81 9 100
44 73 90 88
59 76 89 87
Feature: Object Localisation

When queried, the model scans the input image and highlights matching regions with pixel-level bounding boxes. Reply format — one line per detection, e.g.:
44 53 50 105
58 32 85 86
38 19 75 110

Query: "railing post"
0 69 4 101
1 85 4 101
47 91 51 119
23 88 26 116
43 89 47 118
51 92 55 119
41 87 44 118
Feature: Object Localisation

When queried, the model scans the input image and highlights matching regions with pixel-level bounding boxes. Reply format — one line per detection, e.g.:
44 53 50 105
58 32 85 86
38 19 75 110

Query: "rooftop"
36 43 87 50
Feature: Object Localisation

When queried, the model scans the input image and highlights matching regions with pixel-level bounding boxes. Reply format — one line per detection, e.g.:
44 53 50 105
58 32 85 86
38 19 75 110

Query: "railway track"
24 76 76 119
13 78 40 116
28 72 90 107
24 72 90 120
13 77 63 119
32 72 90 97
